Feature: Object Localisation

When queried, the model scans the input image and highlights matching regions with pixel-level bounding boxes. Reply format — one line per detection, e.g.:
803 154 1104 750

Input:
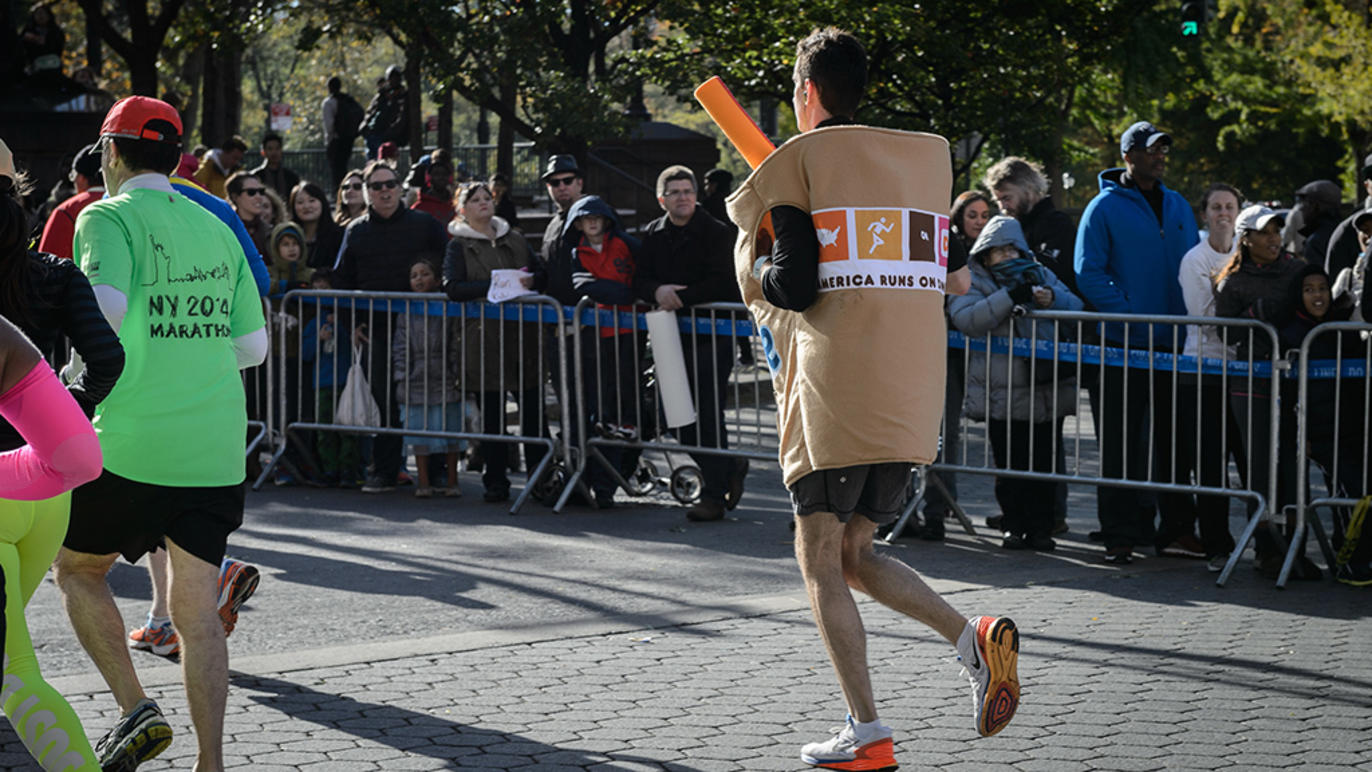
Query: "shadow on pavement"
239 673 708 770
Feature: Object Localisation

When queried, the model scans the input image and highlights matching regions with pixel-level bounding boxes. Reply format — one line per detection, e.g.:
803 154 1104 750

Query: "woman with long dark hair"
334 169 366 226
289 180 345 269
1215 204 1312 578
0 159 119 770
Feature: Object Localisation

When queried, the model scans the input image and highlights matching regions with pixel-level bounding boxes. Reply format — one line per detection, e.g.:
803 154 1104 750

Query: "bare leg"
445 451 459 484
794 512 877 722
53 547 146 713
165 537 227 772
841 518 967 644
148 547 170 618
414 451 431 488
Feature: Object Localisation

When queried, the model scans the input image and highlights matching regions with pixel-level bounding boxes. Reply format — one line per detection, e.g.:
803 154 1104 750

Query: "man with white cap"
1074 120 1200 565
52 95 266 772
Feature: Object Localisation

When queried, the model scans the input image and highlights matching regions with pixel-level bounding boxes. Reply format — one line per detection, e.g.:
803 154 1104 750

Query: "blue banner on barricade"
946 330 1277 377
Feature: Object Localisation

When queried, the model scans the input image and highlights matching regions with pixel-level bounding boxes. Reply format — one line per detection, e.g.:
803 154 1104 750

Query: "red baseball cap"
100 96 183 144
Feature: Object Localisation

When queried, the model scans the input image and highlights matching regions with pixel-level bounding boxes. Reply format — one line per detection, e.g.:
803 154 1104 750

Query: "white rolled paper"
646 310 697 428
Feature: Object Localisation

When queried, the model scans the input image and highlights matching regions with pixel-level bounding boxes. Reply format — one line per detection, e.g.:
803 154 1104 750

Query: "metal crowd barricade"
260 289 572 514
1292 321 1372 586
915 309 1285 586
558 297 772 511
244 297 272 461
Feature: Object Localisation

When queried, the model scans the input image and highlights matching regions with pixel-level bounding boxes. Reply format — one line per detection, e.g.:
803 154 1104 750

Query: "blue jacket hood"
969 215 1033 264
560 195 623 240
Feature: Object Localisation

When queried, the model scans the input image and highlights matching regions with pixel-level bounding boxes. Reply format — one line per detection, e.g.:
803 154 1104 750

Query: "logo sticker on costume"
759 325 781 377
811 207 948 293
813 210 849 263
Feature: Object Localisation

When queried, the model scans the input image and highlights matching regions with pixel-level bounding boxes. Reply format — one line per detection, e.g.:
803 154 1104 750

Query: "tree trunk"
130 53 159 96
405 42 423 160
438 88 454 154
201 43 243 147
84 12 102 75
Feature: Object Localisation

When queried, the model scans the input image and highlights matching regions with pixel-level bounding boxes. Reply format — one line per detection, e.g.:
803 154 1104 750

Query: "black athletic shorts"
66 469 245 566
789 462 912 525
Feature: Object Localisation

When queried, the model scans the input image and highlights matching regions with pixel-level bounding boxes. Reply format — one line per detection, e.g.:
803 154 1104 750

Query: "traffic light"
1181 0 1205 36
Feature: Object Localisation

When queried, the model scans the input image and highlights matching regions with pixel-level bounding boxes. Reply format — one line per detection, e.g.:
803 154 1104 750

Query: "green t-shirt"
75 185 265 487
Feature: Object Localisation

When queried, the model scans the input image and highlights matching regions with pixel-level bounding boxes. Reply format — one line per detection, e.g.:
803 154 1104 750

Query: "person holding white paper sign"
635 164 746 522
443 182 550 502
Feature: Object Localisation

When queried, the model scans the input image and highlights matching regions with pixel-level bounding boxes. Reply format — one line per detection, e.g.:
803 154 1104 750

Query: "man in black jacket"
1325 156 1372 281
985 156 1079 298
539 154 586 305
635 165 746 521
1294 179 1342 266
333 160 447 492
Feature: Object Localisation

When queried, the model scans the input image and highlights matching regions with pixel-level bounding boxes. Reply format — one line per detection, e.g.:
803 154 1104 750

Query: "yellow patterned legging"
0 493 99 771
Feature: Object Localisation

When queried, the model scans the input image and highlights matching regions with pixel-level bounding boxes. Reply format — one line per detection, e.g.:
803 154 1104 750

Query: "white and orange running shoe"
958 615 1020 737
217 558 261 636
800 716 897 771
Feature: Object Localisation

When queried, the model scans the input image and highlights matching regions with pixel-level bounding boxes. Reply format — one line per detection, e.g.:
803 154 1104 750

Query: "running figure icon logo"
866 217 893 255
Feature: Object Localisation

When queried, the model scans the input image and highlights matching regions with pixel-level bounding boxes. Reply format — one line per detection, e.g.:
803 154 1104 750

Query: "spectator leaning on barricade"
1325 155 1372 284
195 134 247 199
335 169 366 226
267 221 318 485
37 142 103 259
250 132 300 200
950 215 1083 551
634 164 748 522
333 159 448 494
1178 182 1248 571
1279 264 1372 586
984 156 1078 537
289 180 345 269
443 181 549 504
563 194 642 510
393 257 464 499
54 95 267 772
1213 203 1317 579
302 269 363 487
1074 120 1200 565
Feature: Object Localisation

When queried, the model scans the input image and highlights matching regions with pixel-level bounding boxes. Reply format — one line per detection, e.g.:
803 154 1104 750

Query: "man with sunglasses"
539 154 586 304
1074 121 1200 565
333 160 447 493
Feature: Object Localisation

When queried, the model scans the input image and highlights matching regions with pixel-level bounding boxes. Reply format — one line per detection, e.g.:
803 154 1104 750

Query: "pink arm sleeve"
0 361 103 500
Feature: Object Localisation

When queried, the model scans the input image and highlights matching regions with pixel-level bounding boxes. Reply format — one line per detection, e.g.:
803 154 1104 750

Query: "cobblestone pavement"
8 548 1370 770
3 456 1370 770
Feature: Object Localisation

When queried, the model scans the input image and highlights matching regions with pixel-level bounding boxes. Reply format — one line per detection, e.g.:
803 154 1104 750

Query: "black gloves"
1007 283 1035 305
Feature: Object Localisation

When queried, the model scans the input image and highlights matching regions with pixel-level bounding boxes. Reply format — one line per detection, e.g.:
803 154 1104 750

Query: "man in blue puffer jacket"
1074 121 1200 565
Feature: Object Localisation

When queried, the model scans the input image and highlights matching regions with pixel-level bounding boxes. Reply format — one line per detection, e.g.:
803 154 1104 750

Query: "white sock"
147 614 171 628
852 717 886 739
956 617 978 661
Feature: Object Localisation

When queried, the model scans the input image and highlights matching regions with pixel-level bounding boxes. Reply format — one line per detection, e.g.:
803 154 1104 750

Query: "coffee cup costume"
726 126 952 485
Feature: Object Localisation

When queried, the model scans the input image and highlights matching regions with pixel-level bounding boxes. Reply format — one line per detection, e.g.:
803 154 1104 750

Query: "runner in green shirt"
52 96 267 772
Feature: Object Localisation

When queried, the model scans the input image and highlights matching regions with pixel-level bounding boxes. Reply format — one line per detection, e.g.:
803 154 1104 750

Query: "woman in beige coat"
441 183 549 501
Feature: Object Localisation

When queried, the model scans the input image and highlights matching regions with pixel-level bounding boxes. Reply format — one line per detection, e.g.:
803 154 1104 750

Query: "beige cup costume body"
725 126 953 486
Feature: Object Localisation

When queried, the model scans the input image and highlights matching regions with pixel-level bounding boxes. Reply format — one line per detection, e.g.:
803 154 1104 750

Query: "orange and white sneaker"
217 558 261 637
800 716 897 771
128 617 180 658
958 615 1020 737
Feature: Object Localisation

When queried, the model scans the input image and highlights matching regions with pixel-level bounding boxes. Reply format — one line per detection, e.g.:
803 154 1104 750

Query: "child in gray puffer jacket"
393 257 465 497
948 215 1084 550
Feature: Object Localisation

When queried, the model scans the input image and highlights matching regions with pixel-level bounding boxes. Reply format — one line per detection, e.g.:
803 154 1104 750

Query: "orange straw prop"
694 76 776 170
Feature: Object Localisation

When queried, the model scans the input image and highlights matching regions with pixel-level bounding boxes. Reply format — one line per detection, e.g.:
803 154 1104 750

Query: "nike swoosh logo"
970 637 981 670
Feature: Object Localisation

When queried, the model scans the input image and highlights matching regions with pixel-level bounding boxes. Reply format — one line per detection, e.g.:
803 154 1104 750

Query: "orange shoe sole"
976 616 1020 737
805 737 898 771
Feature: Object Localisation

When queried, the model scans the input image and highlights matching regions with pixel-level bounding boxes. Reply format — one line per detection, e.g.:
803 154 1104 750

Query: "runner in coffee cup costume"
707 29 1021 770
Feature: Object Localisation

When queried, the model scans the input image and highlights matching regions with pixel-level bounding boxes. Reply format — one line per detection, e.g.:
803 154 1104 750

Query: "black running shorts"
66 469 245 566
789 462 912 525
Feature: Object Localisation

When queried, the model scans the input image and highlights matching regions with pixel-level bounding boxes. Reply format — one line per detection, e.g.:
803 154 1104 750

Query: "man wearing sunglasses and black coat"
332 159 447 493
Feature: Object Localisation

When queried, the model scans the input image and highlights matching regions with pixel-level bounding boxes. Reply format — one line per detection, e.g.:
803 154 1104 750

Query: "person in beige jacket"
725 29 1019 770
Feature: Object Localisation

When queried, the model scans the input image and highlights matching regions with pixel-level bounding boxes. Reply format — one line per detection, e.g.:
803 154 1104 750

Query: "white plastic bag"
335 347 381 427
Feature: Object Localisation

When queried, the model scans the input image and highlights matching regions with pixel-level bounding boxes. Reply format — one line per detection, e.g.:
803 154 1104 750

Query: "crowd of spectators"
929 121 1372 586
16 79 1372 582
